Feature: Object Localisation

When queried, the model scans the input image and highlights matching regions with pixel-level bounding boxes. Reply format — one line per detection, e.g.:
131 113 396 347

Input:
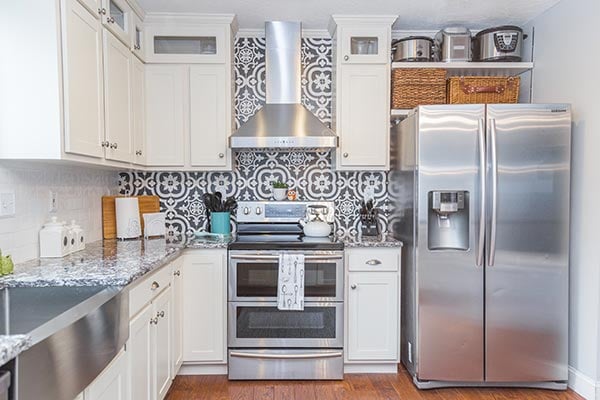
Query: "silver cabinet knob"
158 310 165 318
151 281 159 290
108 16 115 23
343 152 349 158
218 153 225 158
134 44 141 50
366 259 382 266
243 207 250 215
98 8 106 15
344 55 349 61
174 270 181 276
150 317 158 325
351 284 357 290
256 207 262 215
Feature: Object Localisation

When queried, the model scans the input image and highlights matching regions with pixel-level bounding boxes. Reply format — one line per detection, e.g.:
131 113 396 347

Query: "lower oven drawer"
228 301 344 348
228 349 344 380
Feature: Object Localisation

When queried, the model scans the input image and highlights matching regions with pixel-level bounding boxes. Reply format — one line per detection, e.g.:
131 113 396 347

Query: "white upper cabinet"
145 21 231 64
339 25 390 64
131 55 146 165
77 0 102 18
329 16 397 171
101 0 132 47
62 0 105 159
103 29 133 163
189 64 231 169
338 64 389 168
130 11 144 60
145 64 186 167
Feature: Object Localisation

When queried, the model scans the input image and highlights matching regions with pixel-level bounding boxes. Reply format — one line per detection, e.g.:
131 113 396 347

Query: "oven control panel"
236 201 335 223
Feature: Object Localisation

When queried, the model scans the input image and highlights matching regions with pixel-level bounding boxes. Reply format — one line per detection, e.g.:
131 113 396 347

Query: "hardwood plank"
166 365 584 400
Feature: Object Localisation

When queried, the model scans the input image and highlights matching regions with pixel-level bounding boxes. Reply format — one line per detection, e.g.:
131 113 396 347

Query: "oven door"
228 302 344 348
228 251 344 302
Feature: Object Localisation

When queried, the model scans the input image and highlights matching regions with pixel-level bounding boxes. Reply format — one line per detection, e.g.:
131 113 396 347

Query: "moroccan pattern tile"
119 37 393 242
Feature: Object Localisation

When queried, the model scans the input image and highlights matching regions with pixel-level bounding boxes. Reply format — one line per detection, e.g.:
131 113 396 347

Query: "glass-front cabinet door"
101 0 132 46
130 12 144 59
145 25 228 63
339 25 389 64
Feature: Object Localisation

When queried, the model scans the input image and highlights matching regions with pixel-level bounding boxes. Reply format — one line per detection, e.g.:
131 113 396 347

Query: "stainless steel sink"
0 286 129 400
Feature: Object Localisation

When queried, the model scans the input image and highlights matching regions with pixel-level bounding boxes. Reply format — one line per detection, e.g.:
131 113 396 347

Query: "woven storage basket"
391 68 447 109
448 76 520 104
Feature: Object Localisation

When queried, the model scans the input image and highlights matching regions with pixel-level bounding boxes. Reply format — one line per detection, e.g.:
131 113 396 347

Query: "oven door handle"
229 255 343 261
229 351 343 360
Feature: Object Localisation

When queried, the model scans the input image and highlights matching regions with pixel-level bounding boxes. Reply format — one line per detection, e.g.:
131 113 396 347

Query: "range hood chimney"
229 21 338 149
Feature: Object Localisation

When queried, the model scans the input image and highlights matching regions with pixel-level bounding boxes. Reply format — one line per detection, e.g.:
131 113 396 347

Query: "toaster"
434 27 472 62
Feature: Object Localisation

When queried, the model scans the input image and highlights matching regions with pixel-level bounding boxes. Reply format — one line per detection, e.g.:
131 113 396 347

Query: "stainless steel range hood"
229 21 338 149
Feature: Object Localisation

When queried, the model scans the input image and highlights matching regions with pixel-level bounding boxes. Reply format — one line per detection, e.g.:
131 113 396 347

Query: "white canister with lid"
39 217 70 258
69 220 85 252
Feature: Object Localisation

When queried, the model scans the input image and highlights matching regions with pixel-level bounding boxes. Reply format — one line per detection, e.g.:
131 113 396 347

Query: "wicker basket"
391 68 447 109
448 76 520 104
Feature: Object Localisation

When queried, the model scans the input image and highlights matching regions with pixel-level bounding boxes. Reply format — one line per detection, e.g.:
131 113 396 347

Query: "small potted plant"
271 181 289 201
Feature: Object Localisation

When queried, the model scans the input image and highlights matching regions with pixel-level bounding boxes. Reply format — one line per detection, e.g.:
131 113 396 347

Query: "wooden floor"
166 365 583 400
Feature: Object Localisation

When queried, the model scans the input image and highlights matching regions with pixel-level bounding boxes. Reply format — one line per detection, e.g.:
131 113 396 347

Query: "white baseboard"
178 364 228 375
568 366 598 400
344 363 398 374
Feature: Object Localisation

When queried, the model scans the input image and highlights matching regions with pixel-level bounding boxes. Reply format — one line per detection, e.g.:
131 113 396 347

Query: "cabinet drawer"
347 249 399 272
129 262 172 318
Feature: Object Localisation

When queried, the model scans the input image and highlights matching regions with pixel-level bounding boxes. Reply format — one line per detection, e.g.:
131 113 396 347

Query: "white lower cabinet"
345 248 401 367
129 302 153 400
154 286 172 399
182 249 227 363
171 258 184 374
84 349 129 400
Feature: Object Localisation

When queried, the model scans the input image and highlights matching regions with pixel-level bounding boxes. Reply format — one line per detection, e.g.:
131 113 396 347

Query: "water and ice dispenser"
428 191 469 251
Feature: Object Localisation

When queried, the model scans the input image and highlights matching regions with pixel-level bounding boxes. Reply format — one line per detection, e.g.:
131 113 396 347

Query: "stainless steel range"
227 201 344 380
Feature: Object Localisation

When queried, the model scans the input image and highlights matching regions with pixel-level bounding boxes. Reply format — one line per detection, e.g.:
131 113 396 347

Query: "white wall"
0 162 117 263
527 0 600 397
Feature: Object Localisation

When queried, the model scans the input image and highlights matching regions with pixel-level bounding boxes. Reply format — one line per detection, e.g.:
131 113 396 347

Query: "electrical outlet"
0 191 16 217
49 191 58 213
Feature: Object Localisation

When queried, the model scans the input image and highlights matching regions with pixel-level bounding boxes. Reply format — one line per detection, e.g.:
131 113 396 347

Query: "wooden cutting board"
102 195 161 239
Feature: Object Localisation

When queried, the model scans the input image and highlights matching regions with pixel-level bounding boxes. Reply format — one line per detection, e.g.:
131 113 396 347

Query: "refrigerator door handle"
488 118 499 266
477 118 486 267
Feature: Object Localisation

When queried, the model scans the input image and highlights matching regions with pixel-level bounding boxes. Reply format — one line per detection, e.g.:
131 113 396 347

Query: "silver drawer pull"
173 270 181 276
229 351 343 360
158 311 165 318
366 259 382 266
150 317 158 325
151 281 159 290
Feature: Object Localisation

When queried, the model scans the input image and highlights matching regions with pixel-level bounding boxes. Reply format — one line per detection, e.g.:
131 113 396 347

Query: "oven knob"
243 207 250 215
255 207 262 215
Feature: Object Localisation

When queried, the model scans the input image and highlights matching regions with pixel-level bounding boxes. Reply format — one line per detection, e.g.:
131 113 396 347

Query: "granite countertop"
0 335 32 366
341 234 403 248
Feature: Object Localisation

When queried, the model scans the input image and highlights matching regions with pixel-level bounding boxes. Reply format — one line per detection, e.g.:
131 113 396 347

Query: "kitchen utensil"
474 26 525 62
102 195 160 239
392 36 434 62
434 27 472 62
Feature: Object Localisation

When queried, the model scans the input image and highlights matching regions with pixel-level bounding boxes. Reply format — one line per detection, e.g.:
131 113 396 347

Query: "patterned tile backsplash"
119 37 393 241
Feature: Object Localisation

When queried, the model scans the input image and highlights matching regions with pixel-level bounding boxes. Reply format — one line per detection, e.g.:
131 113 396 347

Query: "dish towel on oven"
277 253 305 311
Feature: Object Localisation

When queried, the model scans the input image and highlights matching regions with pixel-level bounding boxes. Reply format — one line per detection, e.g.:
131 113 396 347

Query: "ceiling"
138 0 561 31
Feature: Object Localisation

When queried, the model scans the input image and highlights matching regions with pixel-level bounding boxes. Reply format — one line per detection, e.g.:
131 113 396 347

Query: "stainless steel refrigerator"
392 104 571 389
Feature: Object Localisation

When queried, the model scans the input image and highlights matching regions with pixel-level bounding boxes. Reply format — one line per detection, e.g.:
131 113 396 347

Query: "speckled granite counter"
341 234 403 248
0 335 31 365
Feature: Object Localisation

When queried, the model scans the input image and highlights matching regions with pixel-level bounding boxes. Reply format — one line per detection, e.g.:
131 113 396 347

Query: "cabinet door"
189 65 230 168
339 25 389 64
62 0 105 159
131 55 146 165
146 25 228 64
182 250 227 362
338 64 389 169
171 259 184 375
77 0 102 18
130 12 144 60
84 350 128 400
101 0 131 46
128 302 153 400
153 286 172 400
347 272 398 361
145 65 186 166
103 30 132 163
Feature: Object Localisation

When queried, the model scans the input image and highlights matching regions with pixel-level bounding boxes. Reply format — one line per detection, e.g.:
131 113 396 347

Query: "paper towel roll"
116 197 141 239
